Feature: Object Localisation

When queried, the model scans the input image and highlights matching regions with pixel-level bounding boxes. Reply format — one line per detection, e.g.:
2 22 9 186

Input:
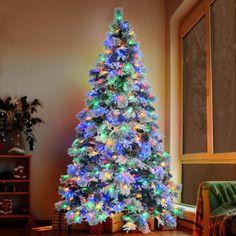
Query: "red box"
89 223 103 234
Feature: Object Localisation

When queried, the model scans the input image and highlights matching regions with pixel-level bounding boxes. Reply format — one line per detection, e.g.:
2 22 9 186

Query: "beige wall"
0 0 166 219
165 0 183 190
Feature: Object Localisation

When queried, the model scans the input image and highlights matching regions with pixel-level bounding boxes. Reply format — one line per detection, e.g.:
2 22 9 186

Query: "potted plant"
0 96 43 154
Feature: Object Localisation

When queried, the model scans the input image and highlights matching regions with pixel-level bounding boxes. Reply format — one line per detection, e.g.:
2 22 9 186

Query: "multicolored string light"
55 8 180 234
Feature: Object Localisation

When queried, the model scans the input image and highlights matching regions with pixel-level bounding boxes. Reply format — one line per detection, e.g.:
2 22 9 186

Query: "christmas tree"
55 8 180 234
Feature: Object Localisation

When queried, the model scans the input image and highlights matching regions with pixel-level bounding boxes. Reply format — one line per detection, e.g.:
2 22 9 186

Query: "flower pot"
8 130 25 155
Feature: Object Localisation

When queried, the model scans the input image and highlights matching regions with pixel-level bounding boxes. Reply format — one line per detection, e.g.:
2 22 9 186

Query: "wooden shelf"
0 214 29 218
0 180 29 183
0 192 29 195
0 154 31 222
0 155 31 158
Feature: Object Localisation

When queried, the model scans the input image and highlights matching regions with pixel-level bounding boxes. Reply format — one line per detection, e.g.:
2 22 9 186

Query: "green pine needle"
114 7 123 22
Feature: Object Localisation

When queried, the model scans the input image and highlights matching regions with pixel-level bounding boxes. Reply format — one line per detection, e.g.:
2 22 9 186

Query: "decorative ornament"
14 163 27 179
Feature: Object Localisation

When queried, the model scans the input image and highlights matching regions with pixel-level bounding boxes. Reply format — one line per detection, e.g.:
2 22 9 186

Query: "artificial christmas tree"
55 8 180 234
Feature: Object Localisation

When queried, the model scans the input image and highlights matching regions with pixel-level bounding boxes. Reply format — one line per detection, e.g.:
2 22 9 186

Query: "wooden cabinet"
0 155 31 219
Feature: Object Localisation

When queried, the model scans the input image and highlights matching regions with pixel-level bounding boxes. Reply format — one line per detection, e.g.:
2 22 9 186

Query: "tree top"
114 7 123 22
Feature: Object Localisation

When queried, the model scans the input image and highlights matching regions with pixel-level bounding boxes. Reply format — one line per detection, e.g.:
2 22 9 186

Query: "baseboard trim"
177 217 194 230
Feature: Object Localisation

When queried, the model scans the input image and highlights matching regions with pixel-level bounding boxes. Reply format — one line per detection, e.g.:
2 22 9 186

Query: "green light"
151 153 158 160
93 101 99 107
143 180 148 187
116 15 122 21
79 146 86 153
86 202 94 210
127 161 134 166
74 215 81 222
123 83 128 91
118 166 125 172
62 202 67 209
74 158 80 164
98 54 106 62
72 139 80 146
142 212 149 219
123 215 131 221
128 39 135 45
105 163 111 169
99 213 107 221
121 125 128 132
101 132 107 140
163 152 169 158
115 8 123 22
108 186 114 193
154 209 160 215
129 95 135 102
146 126 151 132
148 174 155 179
124 63 131 71
127 107 133 113
61 175 69 181
173 209 179 215
91 99 99 108
127 205 135 212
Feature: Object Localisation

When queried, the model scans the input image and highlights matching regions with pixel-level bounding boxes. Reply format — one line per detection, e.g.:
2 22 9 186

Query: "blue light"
118 114 125 122
88 195 96 202
65 190 73 200
115 143 124 155
96 144 105 152
121 21 129 30
106 150 113 158
67 165 77 175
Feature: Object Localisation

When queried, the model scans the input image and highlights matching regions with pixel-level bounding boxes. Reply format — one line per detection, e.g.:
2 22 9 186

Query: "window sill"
175 203 196 230
180 152 236 164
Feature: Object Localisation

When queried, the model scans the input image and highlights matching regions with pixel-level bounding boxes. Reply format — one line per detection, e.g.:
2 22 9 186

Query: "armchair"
193 181 236 236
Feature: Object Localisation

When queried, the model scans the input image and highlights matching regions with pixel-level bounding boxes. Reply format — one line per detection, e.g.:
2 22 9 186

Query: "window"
183 16 207 154
180 0 236 205
211 0 236 153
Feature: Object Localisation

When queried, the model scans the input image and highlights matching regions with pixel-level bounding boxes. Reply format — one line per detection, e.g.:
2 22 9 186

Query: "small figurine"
0 198 13 214
14 163 27 179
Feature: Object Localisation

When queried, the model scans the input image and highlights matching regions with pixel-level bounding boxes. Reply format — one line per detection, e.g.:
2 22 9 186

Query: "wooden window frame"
179 0 236 164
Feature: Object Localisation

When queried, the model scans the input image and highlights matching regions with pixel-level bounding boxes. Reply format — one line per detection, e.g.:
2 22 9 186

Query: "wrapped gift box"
52 211 69 230
71 222 89 231
52 211 89 231
90 223 103 234
103 212 124 233
147 217 155 231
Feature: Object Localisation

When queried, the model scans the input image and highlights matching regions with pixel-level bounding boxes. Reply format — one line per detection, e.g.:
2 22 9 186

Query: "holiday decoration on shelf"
55 8 181 234
14 163 27 179
0 198 13 214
